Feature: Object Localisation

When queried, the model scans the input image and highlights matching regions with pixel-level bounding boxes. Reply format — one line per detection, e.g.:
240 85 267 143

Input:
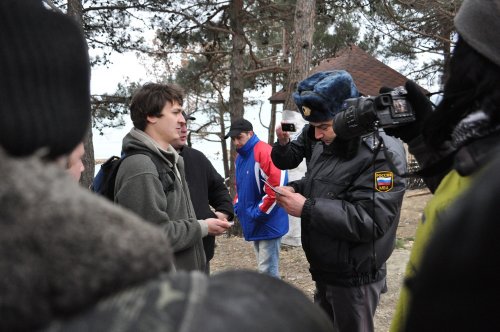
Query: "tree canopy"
49 0 462 187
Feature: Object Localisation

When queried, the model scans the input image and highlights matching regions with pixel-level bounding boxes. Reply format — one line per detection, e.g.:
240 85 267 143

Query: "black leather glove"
382 80 433 143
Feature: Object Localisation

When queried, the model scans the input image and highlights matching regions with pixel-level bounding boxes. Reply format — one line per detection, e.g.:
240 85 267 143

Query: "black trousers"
314 278 385 332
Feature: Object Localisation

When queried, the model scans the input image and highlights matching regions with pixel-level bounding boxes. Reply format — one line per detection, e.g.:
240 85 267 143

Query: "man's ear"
146 115 158 124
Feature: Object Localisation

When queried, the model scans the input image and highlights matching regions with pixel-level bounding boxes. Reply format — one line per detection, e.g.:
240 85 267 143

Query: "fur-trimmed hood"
0 149 173 331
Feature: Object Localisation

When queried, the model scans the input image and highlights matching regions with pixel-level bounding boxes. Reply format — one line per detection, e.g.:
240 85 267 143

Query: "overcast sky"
90 51 276 176
90 50 439 176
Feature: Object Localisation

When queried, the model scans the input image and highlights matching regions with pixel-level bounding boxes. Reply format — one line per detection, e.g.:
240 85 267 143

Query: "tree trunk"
283 0 317 111
440 28 453 88
67 0 95 188
280 0 316 247
219 95 230 182
268 73 278 144
227 0 245 198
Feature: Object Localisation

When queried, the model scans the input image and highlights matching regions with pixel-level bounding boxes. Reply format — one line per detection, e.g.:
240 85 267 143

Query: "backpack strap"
123 150 176 194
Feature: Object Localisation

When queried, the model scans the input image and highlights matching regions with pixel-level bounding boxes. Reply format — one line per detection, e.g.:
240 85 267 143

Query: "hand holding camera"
332 80 433 142
383 80 434 143
275 124 291 146
333 83 415 139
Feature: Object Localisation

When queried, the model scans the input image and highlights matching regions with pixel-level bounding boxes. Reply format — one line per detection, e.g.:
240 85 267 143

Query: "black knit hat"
0 0 91 159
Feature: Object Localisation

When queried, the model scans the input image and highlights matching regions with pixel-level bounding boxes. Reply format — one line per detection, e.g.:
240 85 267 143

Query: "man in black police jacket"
272 70 406 332
171 112 234 273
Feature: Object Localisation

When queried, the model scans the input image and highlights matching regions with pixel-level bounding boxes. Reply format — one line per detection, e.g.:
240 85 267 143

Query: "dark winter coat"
404 151 500 332
272 130 406 286
391 120 500 331
0 148 172 332
270 124 319 169
180 145 233 262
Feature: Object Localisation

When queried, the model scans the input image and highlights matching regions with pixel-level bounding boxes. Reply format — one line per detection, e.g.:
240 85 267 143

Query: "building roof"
269 44 428 104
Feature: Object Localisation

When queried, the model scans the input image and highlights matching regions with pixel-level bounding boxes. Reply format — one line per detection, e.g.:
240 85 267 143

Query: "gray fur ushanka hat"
293 70 359 122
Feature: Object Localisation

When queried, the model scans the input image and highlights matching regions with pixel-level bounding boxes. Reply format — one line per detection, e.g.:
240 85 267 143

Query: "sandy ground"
210 188 431 332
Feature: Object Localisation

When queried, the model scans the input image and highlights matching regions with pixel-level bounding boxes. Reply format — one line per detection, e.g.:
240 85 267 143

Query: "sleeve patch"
375 171 394 192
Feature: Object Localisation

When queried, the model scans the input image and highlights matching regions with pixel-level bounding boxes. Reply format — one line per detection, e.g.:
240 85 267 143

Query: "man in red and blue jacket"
225 118 289 278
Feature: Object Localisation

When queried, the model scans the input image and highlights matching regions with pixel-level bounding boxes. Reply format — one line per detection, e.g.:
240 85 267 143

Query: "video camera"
333 86 415 139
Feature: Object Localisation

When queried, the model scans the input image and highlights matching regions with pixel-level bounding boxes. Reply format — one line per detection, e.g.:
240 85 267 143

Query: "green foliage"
91 81 140 134
361 0 463 85
54 0 456 136
176 59 216 95
312 15 361 65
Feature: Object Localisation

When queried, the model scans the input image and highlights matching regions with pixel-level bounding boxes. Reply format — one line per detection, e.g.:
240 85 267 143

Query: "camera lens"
334 99 377 139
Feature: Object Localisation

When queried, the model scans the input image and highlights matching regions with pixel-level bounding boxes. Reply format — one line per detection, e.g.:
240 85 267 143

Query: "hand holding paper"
262 178 283 195
275 189 306 217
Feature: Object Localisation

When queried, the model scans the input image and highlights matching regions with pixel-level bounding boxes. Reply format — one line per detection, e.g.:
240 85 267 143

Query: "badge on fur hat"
374 171 394 192
302 106 311 116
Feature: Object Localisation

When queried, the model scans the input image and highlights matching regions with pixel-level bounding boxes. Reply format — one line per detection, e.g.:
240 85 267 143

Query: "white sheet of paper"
262 178 282 195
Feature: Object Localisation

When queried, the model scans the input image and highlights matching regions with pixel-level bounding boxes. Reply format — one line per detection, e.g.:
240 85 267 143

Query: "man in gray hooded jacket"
114 83 232 271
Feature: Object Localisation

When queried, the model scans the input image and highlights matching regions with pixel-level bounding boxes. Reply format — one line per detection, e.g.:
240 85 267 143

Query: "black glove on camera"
382 80 433 143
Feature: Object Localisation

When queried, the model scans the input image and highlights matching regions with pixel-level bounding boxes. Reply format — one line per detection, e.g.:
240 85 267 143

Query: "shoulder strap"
123 150 176 193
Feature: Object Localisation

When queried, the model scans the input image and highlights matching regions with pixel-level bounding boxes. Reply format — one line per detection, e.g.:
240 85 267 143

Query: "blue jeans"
253 238 281 278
